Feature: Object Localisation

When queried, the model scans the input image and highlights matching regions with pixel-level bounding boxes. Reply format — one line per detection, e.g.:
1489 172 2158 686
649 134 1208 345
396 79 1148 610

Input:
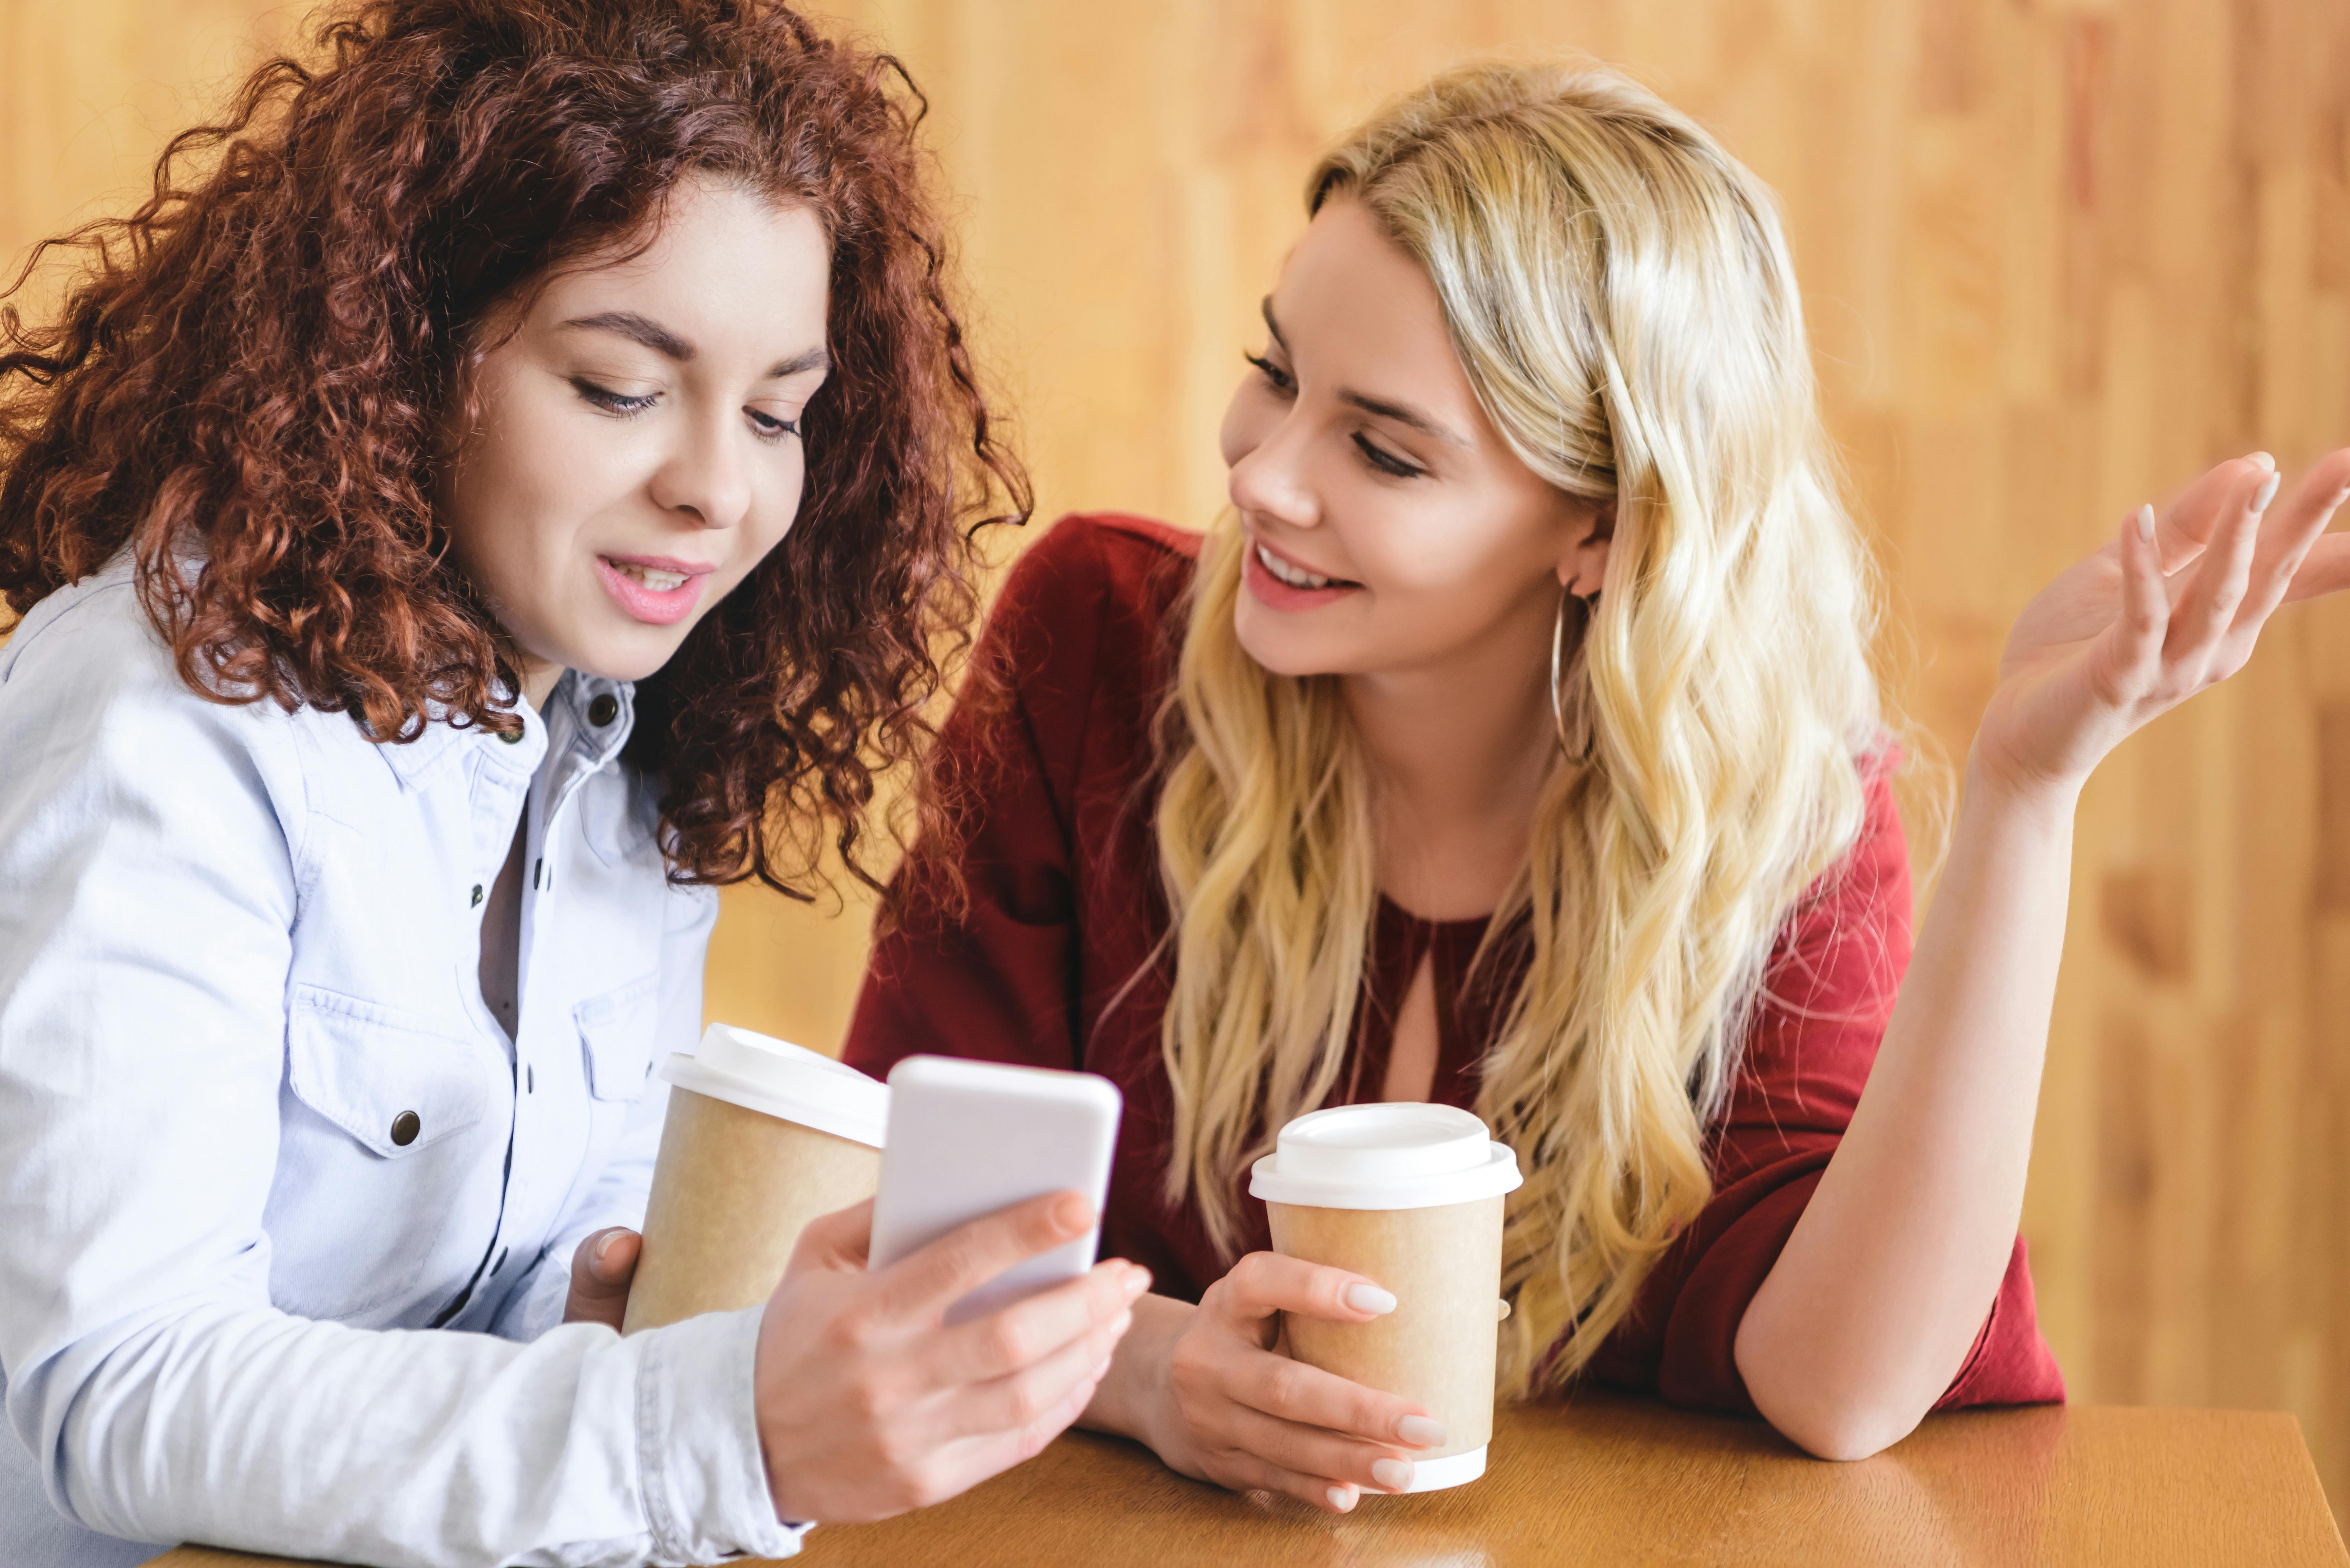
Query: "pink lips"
1241 537 1363 611
595 554 715 626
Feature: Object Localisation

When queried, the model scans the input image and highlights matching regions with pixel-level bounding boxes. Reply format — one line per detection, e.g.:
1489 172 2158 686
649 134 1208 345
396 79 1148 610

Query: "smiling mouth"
603 558 692 592
1255 543 1359 590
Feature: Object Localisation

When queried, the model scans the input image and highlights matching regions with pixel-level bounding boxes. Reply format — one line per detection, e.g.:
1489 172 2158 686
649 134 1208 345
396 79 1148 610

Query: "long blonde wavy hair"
1154 60 1908 1394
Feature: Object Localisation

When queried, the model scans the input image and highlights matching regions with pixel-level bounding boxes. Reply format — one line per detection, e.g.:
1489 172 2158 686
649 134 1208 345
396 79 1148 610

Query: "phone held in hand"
867 1056 1124 1325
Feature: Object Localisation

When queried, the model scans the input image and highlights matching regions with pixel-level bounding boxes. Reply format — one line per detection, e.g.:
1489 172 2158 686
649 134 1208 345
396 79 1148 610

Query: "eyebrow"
1260 296 1470 449
561 311 830 378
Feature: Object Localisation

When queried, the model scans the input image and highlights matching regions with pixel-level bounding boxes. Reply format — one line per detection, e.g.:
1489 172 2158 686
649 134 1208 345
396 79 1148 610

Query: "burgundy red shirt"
847 512 2063 1413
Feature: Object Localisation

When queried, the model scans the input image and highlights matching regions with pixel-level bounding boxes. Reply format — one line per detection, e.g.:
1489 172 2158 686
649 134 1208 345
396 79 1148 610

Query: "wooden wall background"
9 0 2350 1520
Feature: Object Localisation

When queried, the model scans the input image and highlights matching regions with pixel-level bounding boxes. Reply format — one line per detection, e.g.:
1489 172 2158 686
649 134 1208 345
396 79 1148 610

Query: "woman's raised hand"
1973 449 2350 798
1134 1252 1443 1514
752 1193 1150 1524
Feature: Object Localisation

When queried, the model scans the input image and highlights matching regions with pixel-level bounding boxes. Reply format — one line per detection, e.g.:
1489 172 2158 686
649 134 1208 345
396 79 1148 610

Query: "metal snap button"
497 725 523 745
390 1110 422 1147
470 884 483 907
587 693 619 727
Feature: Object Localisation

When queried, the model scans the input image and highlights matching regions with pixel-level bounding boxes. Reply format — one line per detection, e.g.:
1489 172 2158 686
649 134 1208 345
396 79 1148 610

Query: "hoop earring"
1550 586 1598 767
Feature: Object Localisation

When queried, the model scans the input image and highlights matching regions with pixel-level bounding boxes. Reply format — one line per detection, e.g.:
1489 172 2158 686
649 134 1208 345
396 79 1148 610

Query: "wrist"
1961 749 2084 828
1087 1293 1188 1452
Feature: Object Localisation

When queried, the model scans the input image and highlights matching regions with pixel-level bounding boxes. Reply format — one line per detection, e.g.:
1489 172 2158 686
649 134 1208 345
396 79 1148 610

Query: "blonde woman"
844 63 2350 1508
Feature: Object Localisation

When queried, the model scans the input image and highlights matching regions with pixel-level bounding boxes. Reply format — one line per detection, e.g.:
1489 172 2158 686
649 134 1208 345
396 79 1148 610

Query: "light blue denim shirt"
0 559 804 1566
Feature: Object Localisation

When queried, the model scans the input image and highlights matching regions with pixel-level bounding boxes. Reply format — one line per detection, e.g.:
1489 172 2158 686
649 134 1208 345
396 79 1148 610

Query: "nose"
646 408 752 531
1226 407 1320 535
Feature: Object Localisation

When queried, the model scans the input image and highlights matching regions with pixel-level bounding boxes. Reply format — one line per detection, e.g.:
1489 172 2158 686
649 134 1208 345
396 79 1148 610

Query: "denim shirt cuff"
634 1306 809 1562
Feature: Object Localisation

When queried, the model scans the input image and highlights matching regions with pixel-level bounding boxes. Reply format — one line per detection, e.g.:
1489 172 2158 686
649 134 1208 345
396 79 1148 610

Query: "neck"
1343 594 1564 921
517 656 565 711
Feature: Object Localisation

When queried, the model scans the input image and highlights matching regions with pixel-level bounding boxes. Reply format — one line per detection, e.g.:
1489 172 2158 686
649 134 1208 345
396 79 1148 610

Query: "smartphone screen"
867 1056 1123 1325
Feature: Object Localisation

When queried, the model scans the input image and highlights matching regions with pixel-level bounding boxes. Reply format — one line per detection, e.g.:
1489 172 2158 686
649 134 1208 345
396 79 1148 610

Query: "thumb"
784 1197 876 1277
571 1227 640 1295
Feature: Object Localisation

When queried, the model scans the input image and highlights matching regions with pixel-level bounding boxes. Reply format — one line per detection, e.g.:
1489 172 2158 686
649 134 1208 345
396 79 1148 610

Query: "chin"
559 627 694 687
1232 606 1350 680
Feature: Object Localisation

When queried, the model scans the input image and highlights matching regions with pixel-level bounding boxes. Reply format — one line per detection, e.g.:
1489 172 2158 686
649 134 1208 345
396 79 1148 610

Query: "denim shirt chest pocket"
575 972 661 1103
269 984 506 1319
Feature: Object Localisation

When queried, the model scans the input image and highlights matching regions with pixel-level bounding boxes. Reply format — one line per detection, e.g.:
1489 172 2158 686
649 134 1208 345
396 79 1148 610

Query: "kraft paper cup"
622 1023 888 1335
1250 1103 1523 1492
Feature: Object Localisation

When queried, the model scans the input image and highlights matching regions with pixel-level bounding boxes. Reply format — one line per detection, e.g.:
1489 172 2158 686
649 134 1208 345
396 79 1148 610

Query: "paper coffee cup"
622 1023 889 1335
1250 1103 1523 1492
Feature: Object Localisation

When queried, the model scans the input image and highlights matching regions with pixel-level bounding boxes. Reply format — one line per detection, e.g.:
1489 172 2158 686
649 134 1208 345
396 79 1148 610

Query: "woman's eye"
1242 349 1295 394
748 409 801 443
571 377 657 417
1352 432 1425 479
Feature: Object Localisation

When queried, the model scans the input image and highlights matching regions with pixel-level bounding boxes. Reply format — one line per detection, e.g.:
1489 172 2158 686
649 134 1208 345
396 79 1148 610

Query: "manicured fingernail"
1092 1356 1113 1380
2136 504 2156 543
1371 1458 1414 1491
594 1231 616 1263
1109 1310 1132 1337
2253 471 2282 512
1345 1283 1398 1315
1122 1266 1151 1298
1326 1485 1357 1512
1396 1415 1446 1448
2252 451 2277 470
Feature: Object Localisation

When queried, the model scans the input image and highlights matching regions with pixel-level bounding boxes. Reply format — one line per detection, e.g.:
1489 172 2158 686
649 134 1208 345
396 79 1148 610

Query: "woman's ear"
1556 498 1615 598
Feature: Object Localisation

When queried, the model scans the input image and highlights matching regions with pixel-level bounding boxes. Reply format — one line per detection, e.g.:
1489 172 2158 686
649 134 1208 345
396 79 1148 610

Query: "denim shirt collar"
373 672 634 796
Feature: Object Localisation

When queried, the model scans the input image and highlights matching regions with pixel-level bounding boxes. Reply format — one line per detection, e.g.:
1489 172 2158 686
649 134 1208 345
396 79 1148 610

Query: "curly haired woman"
845 62 2350 1511
0 4 1148 1563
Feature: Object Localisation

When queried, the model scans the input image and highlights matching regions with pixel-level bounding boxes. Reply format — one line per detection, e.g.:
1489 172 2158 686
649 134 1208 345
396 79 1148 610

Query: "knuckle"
830 1306 886 1356
984 1316 1034 1367
1004 1378 1050 1427
843 1379 888 1427
884 1466 935 1513
873 1422 926 1474
1260 1358 1308 1410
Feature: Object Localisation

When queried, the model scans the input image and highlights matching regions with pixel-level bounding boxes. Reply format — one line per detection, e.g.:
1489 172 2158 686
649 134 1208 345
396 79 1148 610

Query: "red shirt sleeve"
1582 761 2065 1410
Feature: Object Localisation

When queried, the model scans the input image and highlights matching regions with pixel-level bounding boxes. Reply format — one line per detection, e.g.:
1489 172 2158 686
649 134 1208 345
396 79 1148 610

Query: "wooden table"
153 1394 2347 1567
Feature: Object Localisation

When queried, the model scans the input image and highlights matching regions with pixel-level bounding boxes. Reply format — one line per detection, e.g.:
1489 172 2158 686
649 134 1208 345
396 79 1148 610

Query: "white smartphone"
867 1055 1124 1326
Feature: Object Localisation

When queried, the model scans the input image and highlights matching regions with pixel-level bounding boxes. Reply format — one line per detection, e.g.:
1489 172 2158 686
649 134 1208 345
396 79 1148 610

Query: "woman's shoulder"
979 512 1200 711
0 558 392 813
993 512 1200 628
0 558 255 745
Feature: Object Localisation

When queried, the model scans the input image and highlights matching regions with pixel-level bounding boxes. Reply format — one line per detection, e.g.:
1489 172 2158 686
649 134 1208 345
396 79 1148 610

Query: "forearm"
1735 760 2076 1458
23 1302 790 1566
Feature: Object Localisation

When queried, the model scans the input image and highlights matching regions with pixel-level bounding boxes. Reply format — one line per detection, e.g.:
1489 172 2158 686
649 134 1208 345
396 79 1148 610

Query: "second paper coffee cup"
622 1023 888 1335
1250 1102 1523 1492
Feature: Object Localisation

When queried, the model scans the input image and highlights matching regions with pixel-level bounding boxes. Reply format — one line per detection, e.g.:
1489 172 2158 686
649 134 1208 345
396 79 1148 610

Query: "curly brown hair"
0 0 1025 900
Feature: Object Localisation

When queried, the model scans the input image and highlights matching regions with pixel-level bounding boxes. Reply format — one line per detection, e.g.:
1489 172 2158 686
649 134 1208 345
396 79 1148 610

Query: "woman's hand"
562 1226 641 1330
753 1193 1150 1525
1973 449 2350 799
1116 1252 1444 1515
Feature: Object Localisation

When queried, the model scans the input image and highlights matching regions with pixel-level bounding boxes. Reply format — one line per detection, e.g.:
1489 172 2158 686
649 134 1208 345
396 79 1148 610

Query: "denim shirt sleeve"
0 590 801 1566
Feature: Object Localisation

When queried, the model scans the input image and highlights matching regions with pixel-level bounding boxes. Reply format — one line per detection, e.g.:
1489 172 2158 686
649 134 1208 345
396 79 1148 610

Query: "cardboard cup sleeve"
621 1025 888 1336
1252 1102 1523 1492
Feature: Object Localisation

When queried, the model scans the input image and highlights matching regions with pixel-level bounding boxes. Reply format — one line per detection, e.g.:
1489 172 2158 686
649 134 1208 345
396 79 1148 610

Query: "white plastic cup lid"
1248 1102 1522 1211
656 1023 889 1148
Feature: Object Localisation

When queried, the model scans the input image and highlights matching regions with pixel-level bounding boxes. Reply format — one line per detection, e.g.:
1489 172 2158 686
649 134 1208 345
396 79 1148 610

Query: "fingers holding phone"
752 1191 1150 1524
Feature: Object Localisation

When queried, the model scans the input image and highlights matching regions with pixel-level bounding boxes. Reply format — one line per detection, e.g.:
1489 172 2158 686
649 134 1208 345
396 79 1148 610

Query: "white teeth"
610 561 689 592
1257 543 1337 590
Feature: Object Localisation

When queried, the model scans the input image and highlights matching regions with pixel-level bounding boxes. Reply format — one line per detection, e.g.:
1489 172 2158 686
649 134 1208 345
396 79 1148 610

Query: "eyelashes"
1351 433 1423 479
1241 349 1294 394
568 377 800 443
1242 350 1426 480
571 377 657 416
